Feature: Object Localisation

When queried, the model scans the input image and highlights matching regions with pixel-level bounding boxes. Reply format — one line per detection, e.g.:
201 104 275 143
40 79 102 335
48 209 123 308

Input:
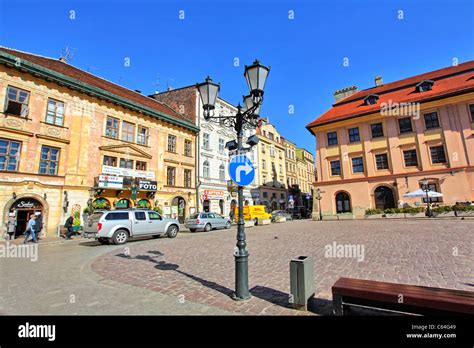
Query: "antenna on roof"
154 74 161 93
166 78 175 90
60 46 75 63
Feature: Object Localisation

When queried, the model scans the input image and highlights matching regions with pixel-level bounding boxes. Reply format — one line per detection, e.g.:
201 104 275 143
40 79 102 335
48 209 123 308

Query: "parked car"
234 205 272 225
184 212 232 232
271 210 293 222
83 209 179 245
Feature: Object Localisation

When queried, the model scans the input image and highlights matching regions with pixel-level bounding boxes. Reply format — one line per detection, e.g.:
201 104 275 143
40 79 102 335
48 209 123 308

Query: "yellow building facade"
0 47 198 238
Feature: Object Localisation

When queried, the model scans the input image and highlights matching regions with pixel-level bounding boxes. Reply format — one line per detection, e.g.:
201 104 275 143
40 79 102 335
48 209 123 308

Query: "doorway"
335 192 351 213
374 186 396 210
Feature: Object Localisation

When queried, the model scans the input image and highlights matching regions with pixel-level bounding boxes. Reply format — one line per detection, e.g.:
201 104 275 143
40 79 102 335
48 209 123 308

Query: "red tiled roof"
306 61 474 130
0 47 195 126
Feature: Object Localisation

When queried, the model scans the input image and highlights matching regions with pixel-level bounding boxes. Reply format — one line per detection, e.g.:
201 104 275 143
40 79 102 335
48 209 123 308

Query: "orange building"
306 62 474 219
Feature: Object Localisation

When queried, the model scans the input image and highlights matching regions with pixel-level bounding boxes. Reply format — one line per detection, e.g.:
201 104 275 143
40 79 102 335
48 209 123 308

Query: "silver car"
83 209 180 245
184 212 232 232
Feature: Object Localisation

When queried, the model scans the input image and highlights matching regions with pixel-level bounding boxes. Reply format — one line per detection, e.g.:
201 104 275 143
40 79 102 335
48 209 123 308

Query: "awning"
403 189 443 198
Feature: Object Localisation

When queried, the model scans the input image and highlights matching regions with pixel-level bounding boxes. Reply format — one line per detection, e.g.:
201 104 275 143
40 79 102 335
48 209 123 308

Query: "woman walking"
23 214 37 244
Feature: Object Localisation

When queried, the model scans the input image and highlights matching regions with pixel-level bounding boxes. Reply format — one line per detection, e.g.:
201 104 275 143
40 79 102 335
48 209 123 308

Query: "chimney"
59 57 67 63
167 87 173 91
134 89 142 94
333 86 358 103
375 75 383 87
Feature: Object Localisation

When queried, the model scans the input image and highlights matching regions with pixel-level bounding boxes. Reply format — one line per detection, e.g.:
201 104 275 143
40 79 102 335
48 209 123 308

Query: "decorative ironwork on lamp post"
197 59 270 301
316 188 323 221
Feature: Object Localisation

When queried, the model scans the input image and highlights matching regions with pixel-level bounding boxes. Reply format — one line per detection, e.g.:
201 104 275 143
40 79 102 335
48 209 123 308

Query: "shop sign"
203 189 224 200
98 175 123 189
102 165 155 179
12 199 42 209
138 180 158 191
163 206 171 215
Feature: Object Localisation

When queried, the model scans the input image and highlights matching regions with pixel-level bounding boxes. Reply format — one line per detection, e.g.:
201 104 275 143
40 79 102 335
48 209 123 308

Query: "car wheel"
189 229 196 232
112 229 129 245
225 222 231 229
204 223 211 232
97 238 109 245
167 225 179 238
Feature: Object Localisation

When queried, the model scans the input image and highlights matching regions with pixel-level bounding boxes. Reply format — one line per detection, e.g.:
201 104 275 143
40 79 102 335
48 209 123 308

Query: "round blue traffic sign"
229 155 255 187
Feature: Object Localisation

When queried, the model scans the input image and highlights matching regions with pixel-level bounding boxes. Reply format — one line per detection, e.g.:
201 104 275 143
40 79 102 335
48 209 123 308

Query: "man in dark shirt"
64 214 74 240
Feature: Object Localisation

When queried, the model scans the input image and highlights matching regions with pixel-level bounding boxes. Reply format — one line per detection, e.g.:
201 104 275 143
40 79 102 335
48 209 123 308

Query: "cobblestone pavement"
91 219 474 315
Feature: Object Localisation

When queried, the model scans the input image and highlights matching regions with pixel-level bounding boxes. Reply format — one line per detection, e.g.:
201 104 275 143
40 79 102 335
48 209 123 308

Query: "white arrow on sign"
236 163 252 182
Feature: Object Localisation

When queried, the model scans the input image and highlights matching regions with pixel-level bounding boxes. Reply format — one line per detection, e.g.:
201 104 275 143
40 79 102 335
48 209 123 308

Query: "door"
336 192 351 213
374 186 396 210
132 211 151 235
210 213 224 228
15 210 33 238
147 211 167 234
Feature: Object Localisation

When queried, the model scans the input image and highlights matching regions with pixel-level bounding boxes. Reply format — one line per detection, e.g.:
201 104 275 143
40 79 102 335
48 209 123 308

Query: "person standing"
33 212 43 240
6 212 16 240
23 214 37 244
64 214 74 240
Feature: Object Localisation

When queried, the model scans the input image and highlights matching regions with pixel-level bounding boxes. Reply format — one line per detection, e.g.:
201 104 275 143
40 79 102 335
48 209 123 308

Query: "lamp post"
421 178 431 217
316 188 323 221
197 59 270 301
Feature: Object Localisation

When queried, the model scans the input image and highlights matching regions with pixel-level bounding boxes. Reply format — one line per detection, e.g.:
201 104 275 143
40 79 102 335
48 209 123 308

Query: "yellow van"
234 205 271 224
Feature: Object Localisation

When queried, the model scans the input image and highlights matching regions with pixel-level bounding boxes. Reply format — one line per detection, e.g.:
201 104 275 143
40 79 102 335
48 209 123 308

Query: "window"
184 140 192 157
121 121 135 142
398 117 413 134
219 138 225 153
167 134 177 153
430 146 447 164
348 127 360 143
403 149 418 167
375 153 389 170
106 116 119 139
120 159 133 169
470 104 474 122
0 139 21 171
330 160 341 176
148 211 162 220
281 193 285 199
351 157 364 173
136 161 147 171
5 86 30 117
279 151 282 159
371 123 384 138
272 193 276 199
203 161 210 179
268 132 274 141
327 132 338 146
261 144 266 153
39 146 60 175
137 126 149 145
270 146 275 157
263 192 268 198
262 159 266 170
184 169 192 188
167 167 176 186
424 112 439 129
422 183 442 203
103 156 117 167
134 212 146 221
105 212 129 220
279 164 282 174
203 133 210 150
46 99 65 126
219 164 225 181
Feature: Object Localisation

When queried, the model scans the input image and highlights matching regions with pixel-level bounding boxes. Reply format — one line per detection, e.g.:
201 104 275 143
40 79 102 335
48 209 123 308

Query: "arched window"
203 161 210 179
374 186 395 210
219 164 225 181
335 192 351 213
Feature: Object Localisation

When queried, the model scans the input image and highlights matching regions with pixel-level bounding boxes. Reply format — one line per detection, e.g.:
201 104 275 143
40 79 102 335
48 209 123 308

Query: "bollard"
290 256 314 310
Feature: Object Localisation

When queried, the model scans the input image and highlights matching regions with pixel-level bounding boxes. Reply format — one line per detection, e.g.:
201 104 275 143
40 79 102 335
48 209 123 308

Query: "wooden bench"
332 277 474 316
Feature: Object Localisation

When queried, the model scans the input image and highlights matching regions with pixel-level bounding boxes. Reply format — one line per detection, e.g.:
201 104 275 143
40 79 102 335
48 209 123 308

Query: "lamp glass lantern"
197 76 220 119
244 60 270 102
242 94 261 115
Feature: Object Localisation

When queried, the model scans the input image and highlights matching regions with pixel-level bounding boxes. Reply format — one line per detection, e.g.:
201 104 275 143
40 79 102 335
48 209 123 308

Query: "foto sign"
138 180 158 191
229 155 255 187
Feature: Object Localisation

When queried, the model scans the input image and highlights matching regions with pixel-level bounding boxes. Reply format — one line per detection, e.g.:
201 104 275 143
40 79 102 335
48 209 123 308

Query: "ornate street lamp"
316 188 323 221
197 59 270 301
88 188 96 215
420 178 432 217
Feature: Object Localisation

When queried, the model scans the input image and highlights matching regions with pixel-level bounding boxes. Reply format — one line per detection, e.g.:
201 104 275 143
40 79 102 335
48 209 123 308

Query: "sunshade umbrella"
403 188 443 198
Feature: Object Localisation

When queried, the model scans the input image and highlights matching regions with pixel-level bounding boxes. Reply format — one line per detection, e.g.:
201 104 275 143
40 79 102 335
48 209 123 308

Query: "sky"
1 0 473 154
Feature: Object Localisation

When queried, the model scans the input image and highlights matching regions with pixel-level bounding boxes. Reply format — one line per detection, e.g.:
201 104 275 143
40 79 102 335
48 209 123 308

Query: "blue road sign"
229 155 255 187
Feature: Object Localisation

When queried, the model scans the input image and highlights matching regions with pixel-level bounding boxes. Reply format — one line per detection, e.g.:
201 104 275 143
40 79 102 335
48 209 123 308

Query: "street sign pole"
233 124 250 301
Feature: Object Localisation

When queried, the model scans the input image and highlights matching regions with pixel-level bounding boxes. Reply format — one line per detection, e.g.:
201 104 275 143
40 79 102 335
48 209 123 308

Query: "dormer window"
416 80 434 92
364 94 379 105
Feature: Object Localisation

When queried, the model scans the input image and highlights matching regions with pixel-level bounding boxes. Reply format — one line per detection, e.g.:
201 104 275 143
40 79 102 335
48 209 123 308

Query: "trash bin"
290 256 314 310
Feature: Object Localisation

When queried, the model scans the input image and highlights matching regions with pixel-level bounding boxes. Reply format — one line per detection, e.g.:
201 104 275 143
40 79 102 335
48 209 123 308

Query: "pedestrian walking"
6 212 16 240
23 214 37 244
33 212 43 240
64 214 74 240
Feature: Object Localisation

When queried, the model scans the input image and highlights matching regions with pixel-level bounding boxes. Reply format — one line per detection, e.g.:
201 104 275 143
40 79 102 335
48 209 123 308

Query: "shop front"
3 194 47 239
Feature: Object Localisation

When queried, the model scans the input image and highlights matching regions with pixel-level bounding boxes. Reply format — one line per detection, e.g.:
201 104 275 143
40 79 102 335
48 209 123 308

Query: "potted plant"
404 206 426 218
364 208 384 219
72 211 82 233
432 205 456 218
383 208 405 218
452 204 474 217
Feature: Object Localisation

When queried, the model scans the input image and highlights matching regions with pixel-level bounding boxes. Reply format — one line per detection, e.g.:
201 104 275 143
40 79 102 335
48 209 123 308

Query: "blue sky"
1 0 473 153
